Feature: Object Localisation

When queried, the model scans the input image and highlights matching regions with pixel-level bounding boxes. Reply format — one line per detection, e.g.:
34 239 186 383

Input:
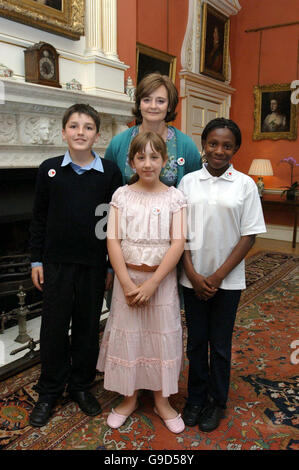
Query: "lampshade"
248 159 273 176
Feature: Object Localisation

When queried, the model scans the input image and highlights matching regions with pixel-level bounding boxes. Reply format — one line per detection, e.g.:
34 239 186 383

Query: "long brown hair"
128 131 168 184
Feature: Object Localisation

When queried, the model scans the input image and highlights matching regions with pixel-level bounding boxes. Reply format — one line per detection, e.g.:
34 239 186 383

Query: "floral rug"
1 251 298 450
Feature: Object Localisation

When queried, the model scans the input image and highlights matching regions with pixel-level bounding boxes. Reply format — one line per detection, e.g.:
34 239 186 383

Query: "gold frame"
200 3 230 82
136 43 177 84
0 0 84 40
253 83 298 141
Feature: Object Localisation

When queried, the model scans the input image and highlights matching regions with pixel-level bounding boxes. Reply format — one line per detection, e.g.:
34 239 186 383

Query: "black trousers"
183 286 241 409
36 263 105 400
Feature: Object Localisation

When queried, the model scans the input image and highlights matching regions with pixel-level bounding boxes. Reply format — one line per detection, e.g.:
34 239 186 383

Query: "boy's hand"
31 266 44 292
105 271 114 291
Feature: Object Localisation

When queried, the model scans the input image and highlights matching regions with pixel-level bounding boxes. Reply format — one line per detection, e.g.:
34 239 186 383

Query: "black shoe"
198 403 224 432
29 401 55 427
69 390 101 416
182 404 204 427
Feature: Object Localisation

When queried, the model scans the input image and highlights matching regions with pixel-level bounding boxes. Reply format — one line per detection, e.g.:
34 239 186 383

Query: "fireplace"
0 168 42 324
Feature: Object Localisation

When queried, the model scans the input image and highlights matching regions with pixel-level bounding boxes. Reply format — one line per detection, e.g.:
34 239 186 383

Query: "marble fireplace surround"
0 79 133 169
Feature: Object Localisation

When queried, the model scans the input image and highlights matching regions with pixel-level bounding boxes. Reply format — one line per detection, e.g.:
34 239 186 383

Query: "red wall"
117 0 189 128
229 0 299 226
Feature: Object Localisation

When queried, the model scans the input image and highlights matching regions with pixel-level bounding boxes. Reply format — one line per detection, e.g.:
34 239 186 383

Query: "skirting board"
258 224 298 243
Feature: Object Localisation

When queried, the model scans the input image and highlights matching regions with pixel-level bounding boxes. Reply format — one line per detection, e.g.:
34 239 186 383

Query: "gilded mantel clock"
24 42 61 88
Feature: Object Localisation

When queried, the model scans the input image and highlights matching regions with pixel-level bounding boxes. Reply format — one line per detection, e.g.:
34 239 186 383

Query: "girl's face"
131 141 166 184
139 85 169 125
203 127 238 176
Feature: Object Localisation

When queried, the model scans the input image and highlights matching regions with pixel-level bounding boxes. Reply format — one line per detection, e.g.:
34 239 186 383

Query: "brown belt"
126 263 159 272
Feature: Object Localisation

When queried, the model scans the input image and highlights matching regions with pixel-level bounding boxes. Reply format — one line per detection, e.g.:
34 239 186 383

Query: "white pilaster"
102 0 119 61
85 0 104 56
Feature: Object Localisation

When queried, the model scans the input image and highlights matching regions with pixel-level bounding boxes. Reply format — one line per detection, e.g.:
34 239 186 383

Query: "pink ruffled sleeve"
110 186 125 209
170 188 187 213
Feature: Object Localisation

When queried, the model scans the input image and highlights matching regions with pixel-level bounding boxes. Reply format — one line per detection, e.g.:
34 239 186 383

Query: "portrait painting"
0 0 84 40
136 43 176 84
200 3 230 82
34 0 62 11
253 83 298 140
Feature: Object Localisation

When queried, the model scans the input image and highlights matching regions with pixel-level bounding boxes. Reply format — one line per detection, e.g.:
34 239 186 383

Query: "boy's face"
62 112 100 154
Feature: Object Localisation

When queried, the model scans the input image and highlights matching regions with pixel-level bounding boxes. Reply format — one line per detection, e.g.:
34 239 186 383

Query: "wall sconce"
248 159 273 197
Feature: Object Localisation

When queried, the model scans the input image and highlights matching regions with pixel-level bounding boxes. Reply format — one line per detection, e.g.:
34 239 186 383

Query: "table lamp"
248 159 273 197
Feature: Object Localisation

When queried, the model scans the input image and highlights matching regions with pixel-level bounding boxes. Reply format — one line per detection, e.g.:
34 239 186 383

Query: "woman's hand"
126 278 159 307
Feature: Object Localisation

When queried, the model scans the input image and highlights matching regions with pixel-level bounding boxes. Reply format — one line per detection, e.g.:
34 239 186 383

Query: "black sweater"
30 156 122 267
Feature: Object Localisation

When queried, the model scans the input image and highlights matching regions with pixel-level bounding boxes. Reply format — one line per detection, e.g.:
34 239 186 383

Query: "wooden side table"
261 194 299 248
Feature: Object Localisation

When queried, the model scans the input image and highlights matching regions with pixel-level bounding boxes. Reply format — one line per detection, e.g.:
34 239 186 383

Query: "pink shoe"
154 407 185 434
107 408 136 429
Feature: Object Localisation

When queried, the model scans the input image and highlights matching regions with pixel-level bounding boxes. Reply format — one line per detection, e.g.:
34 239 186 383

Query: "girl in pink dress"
97 131 186 433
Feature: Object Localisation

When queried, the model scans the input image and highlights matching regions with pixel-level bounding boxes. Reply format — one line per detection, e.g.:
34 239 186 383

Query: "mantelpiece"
0 78 133 169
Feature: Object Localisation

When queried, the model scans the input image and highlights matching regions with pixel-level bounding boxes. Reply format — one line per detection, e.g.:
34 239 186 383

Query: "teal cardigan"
104 125 202 186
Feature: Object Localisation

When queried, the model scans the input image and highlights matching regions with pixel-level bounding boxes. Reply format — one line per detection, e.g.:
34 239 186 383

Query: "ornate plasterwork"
0 79 133 168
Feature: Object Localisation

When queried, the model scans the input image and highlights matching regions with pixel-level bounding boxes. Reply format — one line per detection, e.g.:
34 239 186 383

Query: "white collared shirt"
178 164 266 290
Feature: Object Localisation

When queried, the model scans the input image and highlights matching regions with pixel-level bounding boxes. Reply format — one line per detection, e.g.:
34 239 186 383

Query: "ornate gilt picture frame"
253 83 298 141
136 43 177 84
200 3 230 82
0 0 84 40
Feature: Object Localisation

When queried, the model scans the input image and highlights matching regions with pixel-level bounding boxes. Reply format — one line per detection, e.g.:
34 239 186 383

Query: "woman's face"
139 85 169 125
203 127 238 176
270 99 278 112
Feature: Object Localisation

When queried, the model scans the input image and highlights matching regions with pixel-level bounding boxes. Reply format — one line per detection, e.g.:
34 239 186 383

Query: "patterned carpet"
0 251 298 450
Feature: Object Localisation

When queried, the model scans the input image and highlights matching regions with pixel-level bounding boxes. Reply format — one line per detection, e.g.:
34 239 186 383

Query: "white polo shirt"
178 164 266 290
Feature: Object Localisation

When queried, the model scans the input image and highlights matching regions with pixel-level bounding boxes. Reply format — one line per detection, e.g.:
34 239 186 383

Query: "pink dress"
97 185 187 397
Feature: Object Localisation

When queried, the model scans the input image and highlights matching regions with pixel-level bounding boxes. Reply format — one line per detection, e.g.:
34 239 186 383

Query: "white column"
102 0 119 61
85 0 104 56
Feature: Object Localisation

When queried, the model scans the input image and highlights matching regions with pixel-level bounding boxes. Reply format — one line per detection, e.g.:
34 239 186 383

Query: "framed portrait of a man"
200 3 230 82
0 0 84 40
253 83 298 140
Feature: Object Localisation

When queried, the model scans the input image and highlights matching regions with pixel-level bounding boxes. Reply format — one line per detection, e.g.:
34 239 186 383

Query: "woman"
262 98 287 133
105 73 202 187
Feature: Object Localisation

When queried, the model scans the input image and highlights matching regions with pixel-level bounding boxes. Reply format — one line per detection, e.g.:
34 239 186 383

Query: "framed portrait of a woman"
200 3 230 82
253 83 298 140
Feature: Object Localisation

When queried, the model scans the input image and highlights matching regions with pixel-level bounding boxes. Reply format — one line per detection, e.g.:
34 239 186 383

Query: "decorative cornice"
2 79 133 116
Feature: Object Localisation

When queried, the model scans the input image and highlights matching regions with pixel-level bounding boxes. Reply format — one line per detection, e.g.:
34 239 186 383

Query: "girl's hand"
205 273 223 290
191 273 218 301
122 280 139 306
127 278 159 307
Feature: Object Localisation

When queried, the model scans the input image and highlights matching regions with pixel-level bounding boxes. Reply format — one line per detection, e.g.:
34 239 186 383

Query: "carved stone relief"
20 115 61 145
0 114 17 144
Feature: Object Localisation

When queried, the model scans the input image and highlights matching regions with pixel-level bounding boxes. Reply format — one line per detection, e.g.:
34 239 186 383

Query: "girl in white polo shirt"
178 118 266 432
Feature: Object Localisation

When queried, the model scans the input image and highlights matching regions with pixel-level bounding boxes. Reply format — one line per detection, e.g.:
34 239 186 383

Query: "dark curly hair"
132 73 178 124
201 117 242 150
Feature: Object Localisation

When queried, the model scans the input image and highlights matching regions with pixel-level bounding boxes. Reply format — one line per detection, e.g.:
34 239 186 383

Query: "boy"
29 103 122 427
